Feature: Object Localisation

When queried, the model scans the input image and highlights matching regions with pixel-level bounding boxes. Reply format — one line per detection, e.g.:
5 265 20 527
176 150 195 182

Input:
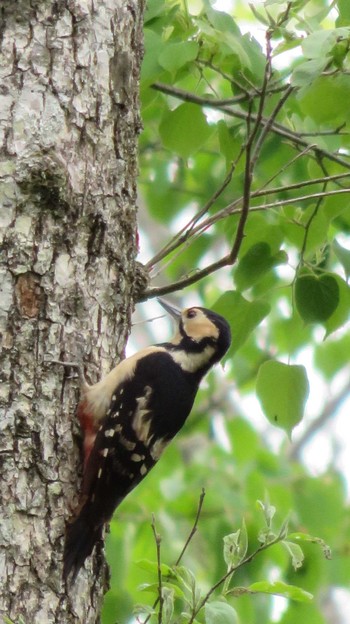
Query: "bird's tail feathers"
63 503 103 583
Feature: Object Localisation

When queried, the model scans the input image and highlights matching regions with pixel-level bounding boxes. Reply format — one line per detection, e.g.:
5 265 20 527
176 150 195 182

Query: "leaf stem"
175 488 206 566
151 516 163 624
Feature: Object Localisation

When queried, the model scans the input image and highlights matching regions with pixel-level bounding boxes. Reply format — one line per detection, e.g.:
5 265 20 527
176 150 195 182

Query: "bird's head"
158 298 231 375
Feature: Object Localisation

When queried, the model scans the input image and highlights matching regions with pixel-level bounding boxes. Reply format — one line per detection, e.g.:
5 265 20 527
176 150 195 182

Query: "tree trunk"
0 1 144 622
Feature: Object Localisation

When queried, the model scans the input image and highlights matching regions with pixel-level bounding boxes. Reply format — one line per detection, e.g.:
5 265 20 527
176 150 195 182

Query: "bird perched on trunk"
63 299 231 581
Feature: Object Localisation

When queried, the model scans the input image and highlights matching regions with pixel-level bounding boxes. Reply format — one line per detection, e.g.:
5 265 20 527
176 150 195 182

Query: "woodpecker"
63 299 231 581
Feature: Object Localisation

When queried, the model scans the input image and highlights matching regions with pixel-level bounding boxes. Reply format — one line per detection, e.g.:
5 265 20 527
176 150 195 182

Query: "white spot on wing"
150 437 168 460
140 464 148 476
119 435 136 451
183 311 219 341
105 429 115 437
132 386 153 443
98 468 103 478
131 453 145 462
101 448 108 457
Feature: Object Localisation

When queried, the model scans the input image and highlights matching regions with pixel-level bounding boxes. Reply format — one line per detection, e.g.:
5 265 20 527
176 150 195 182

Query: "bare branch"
142 490 206 624
144 170 350 279
138 185 350 301
152 82 350 170
188 533 285 624
175 489 206 566
151 516 163 624
146 156 241 271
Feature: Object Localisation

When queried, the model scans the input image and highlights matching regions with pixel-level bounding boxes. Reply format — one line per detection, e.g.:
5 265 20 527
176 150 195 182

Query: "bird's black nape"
202 308 231 360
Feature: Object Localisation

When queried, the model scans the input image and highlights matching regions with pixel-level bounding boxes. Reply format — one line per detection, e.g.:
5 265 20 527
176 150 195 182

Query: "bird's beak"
157 298 182 321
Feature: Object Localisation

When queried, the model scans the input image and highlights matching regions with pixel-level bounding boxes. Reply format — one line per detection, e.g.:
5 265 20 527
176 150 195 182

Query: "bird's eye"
186 309 197 319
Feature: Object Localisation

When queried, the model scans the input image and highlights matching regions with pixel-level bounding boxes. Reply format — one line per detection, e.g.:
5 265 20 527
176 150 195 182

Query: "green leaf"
223 520 248 567
135 559 174 577
295 274 339 324
138 582 159 594
174 566 200 604
282 540 305 570
144 0 167 23
205 601 239 624
218 120 241 165
158 41 199 72
256 361 309 435
301 29 346 59
248 580 313 603
159 103 213 158
337 0 350 25
257 497 276 528
141 29 164 83
299 74 350 124
162 587 175 624
288 532 332 560
333 239 350 279
235 242 287 290
292 58 328 88
213 291 270 356
324 274 350 336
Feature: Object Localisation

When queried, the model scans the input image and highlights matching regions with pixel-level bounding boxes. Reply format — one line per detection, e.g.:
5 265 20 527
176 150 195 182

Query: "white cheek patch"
170 345 215 373
183 314 219 342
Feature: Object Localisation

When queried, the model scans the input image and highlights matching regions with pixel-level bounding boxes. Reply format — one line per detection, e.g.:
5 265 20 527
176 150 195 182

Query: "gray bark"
0 1 144 622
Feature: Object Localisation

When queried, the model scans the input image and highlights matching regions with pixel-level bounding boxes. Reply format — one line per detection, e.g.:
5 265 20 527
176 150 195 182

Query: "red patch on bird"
77 401 98 468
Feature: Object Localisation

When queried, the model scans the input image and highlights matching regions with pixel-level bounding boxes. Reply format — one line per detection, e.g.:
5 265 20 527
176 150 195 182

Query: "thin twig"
139 40 287 300
152 82 350 170
250 84 294 170
141 491 206 624
196 186 350 239
151 515 163 624
175 489 206 566
145 149 244 270
298 124 349 137
139 179 350 301
298 180 328 271
256 144 316 192
188 534 284 624
144 171 350 276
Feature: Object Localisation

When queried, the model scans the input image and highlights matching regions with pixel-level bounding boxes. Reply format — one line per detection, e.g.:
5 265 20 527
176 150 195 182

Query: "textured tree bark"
0 1 144 622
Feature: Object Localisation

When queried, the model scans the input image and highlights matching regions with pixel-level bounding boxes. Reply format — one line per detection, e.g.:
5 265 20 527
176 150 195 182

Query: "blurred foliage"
103 1 350 622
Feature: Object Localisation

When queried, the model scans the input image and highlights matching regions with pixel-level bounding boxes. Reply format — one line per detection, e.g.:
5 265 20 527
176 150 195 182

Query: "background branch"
152 82 350 170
